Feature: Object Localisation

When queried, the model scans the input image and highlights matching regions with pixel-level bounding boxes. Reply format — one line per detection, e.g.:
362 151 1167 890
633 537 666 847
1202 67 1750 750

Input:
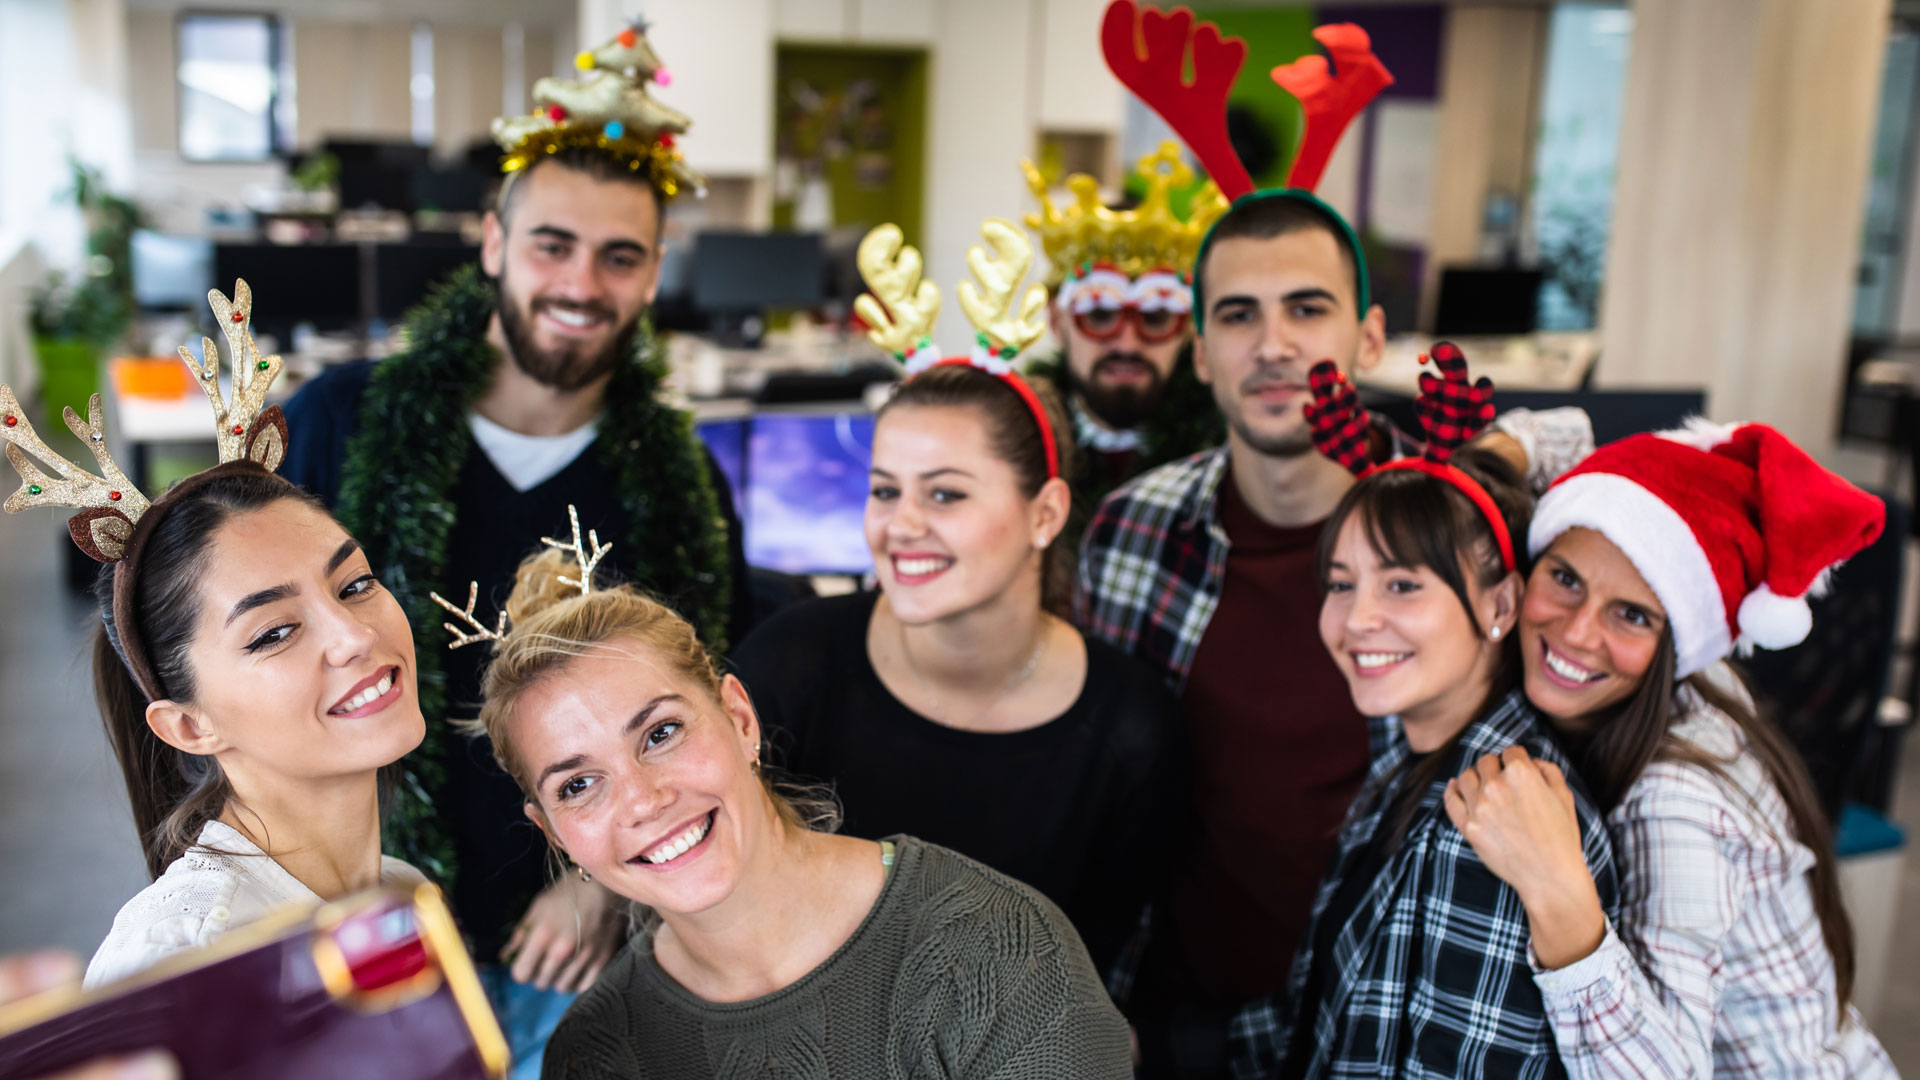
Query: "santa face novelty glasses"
1058 266 1193 346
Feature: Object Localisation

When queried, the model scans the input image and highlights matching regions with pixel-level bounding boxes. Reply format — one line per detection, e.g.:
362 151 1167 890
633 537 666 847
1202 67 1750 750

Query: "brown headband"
109 460 281 704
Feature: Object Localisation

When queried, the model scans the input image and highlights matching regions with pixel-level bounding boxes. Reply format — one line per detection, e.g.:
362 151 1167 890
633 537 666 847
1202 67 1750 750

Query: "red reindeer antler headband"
1305 343 1513 572
1099 0 1393 199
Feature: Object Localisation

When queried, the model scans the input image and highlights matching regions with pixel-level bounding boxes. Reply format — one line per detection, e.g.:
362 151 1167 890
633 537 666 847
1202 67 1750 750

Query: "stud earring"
1490 625 1503 641
1035 533 1049 549
575 864 592 883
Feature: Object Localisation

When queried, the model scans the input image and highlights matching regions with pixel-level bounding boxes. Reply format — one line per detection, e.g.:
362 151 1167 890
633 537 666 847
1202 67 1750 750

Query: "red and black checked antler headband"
1305 343 1514 572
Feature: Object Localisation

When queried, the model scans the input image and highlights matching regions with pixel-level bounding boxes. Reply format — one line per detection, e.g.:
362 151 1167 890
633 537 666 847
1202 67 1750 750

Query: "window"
1528 3 1634 330
176 12 289 161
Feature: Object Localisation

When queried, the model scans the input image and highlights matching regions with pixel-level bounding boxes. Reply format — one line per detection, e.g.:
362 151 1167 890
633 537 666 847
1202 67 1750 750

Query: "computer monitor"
695 417 749 514
325 139 432 212
213 243 363 340
131 231 213 310
689 231 826 314
1432 267 1544 337
374 243 480 322
741 411 874 576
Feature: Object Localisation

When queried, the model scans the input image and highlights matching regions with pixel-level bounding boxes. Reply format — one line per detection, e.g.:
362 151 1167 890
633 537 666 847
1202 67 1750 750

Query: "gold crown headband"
429 505 612 649
1 280 286 562
492 18 705 199
1022 141 1228 287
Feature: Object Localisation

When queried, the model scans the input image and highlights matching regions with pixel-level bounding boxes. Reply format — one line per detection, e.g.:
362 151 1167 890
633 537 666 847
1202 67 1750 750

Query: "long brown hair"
1316 446 1531 850
1561 629 1857 1014
92 470 326 879
875 364 1078 615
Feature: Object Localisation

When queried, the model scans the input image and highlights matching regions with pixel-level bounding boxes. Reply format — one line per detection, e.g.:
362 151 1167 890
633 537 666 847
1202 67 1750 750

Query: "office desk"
1355 332 1600 396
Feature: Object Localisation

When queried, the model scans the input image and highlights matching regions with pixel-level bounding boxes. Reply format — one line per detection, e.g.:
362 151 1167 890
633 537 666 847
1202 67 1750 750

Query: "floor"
2 498 1918 1069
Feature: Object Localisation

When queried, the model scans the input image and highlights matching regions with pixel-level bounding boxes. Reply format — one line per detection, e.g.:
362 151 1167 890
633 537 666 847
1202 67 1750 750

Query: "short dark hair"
494 148 668 234
1193 191 1368 330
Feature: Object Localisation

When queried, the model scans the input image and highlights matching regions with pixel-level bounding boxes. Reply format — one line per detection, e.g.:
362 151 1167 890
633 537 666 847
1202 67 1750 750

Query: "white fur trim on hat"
1529 472 1733 678
1736 582 1812 651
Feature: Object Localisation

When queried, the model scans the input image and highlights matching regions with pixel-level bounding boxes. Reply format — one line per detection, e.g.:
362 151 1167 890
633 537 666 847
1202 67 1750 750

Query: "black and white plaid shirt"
1228 689 1620 1079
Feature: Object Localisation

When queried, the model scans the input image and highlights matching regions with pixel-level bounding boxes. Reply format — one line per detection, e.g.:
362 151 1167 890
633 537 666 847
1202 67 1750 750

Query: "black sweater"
729 590 1185 979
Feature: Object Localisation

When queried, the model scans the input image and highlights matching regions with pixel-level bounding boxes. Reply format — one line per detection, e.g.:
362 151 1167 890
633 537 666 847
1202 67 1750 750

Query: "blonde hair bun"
505 547 590 625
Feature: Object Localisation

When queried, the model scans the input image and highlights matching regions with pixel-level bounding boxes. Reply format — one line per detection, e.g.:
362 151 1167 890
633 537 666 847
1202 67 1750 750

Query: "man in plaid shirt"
1077 190 1399 1072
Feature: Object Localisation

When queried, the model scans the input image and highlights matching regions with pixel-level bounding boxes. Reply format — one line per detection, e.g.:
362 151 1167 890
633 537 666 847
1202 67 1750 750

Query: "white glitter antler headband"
429 505 613 650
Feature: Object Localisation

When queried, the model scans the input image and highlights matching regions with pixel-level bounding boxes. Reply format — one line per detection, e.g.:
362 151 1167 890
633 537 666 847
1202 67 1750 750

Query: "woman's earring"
751 742 762 776
1490 625 1503 641
575 864 592 883
1035 533 1049 549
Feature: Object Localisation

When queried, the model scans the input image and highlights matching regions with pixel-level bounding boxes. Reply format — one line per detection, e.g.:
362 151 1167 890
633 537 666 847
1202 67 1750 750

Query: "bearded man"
279 22 748 1079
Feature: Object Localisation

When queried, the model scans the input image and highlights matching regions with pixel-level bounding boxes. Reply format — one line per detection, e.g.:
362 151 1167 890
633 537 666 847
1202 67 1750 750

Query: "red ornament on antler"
1270 23 1395 192
1101 0 1253 201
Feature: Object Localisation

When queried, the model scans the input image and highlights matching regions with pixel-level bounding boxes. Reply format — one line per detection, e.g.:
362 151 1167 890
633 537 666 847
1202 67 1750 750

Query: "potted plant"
27 160 143 429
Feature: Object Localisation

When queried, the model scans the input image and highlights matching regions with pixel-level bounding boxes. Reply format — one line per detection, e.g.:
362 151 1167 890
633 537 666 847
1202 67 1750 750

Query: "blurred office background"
1 0 1919 1069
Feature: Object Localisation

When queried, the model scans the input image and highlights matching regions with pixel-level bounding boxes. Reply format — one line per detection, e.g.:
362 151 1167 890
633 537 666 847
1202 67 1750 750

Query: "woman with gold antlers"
442 513 1132 1076
727 221 1184 991
0 283 427 989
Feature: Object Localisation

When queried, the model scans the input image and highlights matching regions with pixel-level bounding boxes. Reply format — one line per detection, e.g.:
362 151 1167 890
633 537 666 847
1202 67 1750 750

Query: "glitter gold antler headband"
429 505 613 650
856 220 1059 479
1 279 286 562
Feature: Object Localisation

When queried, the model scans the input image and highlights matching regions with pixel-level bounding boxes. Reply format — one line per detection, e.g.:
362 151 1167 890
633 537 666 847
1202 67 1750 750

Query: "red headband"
1371 458 1516 573
929 357 1061 481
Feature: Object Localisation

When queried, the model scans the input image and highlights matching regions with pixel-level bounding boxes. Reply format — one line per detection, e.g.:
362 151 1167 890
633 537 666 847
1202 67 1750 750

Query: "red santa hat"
1528 420 1885 678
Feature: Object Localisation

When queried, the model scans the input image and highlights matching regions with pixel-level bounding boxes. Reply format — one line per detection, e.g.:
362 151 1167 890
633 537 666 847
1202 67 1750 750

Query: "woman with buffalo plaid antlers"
1230 350 1620 1079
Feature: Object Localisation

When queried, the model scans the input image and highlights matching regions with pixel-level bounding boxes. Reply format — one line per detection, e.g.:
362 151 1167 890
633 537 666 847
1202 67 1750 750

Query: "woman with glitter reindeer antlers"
728 219 1184 1000
421 506 1133 1077
0 282 428 989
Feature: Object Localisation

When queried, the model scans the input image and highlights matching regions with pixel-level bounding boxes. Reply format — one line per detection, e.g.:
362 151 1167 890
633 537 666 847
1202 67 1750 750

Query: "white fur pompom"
1737 583 1813 650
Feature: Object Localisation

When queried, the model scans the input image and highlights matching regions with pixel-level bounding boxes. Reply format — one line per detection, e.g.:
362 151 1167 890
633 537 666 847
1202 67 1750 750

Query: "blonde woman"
468 544 1131 1079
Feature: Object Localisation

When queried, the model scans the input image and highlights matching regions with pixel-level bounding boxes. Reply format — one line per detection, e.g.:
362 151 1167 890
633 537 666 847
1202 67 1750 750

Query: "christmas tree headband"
855 220 1060 481
1099 0 1392 325
1305 342 1513 572
491 18 705 200
2 280 293 701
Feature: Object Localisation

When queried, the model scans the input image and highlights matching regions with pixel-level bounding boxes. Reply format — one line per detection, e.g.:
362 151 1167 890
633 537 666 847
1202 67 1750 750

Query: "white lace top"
84 820 425 989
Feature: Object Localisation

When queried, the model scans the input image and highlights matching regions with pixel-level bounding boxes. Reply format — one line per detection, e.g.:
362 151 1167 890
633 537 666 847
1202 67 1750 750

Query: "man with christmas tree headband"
280 20 748 1078
1020 141 1226 551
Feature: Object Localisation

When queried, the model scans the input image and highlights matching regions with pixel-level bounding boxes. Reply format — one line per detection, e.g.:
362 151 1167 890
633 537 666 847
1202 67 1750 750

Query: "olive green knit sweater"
541 836 1132 1079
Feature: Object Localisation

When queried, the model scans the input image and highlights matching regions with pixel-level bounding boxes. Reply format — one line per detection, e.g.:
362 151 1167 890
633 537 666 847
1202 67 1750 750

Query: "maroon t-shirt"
1166 470 1371 1005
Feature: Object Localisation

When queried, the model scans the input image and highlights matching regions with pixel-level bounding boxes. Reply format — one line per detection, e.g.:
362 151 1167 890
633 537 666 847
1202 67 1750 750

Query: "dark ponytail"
876 364 1079 615
91 469 323 880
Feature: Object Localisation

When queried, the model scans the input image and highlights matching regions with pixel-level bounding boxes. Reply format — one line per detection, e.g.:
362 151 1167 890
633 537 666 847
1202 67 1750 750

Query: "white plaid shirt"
1533 687 1895 1078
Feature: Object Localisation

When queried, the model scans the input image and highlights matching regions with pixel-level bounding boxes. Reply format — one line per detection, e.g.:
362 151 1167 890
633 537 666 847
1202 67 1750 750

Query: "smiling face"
1193 228 1384 458
510 645 769 916
171 501 423 784
481 161 664 392
1521 527 1670 727
865 402 1063 625
1319 510 1515 738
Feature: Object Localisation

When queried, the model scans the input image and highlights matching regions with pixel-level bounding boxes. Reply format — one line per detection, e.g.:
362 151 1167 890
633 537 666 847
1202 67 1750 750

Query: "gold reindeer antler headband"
429 505 613 650
1 279 288 562
855 219 1058 479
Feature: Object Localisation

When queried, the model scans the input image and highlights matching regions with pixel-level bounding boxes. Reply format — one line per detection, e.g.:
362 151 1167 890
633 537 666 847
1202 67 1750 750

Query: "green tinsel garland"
335 264 731 884
1024 343 1225 546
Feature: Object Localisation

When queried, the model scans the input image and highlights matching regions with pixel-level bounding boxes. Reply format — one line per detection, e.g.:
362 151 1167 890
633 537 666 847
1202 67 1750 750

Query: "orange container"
112 357 194 399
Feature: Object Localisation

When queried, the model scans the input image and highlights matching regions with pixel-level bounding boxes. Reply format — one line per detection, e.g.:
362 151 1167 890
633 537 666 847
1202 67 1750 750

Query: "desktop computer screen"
131 232 214 310
689 231 826 314
696 411 874 576
374 243 481 322
213 243 362 339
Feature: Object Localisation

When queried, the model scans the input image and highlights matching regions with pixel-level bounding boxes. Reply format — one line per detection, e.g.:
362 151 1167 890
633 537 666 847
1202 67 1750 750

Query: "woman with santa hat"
1441 420 1895 1077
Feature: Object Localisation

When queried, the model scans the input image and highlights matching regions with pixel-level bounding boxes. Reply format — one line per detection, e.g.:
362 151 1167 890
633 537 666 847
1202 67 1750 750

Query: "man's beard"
495 272 637 393
1067 350 1170 431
